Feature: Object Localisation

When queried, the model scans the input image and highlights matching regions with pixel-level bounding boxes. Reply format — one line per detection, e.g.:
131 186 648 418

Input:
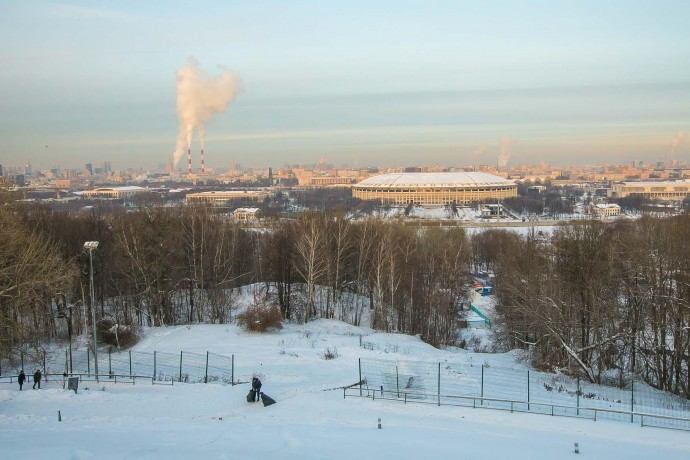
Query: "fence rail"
357 357 690 431
1 348 237 386
344 386 690 431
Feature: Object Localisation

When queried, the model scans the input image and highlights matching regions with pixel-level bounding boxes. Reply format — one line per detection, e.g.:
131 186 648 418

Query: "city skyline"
1 1 689 171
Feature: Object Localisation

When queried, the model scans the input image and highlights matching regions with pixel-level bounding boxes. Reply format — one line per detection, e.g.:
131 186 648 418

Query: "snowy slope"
2 321 689 459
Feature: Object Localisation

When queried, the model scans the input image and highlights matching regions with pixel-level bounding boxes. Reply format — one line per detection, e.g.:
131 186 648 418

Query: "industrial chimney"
201 148 205 174
187 148 192 175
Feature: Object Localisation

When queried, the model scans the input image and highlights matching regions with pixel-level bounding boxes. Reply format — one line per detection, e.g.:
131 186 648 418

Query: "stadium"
352 172 517 205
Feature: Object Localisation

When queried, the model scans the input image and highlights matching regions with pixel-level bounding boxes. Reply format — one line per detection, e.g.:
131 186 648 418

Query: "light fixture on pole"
84 241 99 380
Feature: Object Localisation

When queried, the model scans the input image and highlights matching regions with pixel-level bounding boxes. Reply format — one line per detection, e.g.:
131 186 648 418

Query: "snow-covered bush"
237 305 283 332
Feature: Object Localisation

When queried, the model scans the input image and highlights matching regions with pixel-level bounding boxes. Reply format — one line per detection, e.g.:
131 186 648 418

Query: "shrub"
237 305 284 333
322 346 338 360
97 320 140 349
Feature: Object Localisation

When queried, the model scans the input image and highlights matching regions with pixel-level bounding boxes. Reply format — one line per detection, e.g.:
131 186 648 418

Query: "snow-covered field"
2 320 689 459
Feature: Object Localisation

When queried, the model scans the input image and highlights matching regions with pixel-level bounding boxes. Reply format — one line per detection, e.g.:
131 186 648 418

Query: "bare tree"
293 213 328 323
324 216 352 319
0 206 76 361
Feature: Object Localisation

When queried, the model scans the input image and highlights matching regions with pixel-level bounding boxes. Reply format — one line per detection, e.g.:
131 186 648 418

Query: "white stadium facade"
352 172 517 205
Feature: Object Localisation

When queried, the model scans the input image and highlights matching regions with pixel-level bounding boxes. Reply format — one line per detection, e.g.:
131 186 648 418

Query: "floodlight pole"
84 241 99 381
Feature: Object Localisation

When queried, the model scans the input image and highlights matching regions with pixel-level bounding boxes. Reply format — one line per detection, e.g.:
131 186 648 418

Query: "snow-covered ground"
2 320 689 459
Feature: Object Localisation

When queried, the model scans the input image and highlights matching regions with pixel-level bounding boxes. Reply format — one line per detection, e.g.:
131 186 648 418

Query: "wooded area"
1 197 688 398
487 217 690 396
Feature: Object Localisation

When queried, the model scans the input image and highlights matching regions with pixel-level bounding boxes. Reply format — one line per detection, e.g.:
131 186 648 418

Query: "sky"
1 0 689 171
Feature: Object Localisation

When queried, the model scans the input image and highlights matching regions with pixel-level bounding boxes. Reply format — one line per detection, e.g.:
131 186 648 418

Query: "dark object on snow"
260 392 276 407
251 377 262 402
247 389 256 403
18 371 26 391
68 377 79 394
33 370 42 389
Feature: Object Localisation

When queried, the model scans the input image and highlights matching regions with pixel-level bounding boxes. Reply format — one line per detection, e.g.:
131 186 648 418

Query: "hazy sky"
1 0 689 171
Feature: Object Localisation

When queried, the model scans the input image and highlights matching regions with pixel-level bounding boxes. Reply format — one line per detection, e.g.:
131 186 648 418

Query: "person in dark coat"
251 377 262 402
18 370 26 391
33 369 42 389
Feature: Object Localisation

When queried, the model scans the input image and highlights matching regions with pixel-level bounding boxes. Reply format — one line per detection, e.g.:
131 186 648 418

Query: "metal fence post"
438 362 441 406
359 358 362 397
43 351 46 376
65 350 68 373
205 351 209 384
179 351 183 382
576 377 580 416
396 365 399 398
231 354 234 385
631 380 634 423
109 348 112 378
154 351 157 381
527 370 530 411
87 349 91 375
129 351 132 376
481 364 484 405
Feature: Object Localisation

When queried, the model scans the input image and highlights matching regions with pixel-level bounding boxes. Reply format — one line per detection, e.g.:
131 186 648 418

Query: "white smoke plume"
670 132 687 158
470 145 487 163
172 57 241 167
498 138 517 169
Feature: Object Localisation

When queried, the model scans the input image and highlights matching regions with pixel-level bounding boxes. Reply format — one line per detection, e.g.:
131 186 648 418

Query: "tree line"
0 200 472 364
2 196 689 399
483 216 690 397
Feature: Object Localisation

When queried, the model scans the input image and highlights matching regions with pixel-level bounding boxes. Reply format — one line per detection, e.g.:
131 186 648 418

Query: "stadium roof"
355 172 515 188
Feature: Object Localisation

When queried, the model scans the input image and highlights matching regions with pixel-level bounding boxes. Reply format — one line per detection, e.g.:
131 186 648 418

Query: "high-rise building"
85 163 93 175
0 164 3 177
24 162 32 176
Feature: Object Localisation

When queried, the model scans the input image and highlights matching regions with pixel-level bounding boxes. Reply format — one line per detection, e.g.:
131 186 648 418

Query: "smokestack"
171 58 241 168
187 148 192 175
201 149 205 174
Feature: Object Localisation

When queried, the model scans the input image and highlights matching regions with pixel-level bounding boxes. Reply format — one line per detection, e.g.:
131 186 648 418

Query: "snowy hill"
2 321 690 459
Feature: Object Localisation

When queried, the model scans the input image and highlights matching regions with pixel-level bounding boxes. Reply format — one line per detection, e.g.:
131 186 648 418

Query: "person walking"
18 370 26 391
33 369 42 389
251 377 262 402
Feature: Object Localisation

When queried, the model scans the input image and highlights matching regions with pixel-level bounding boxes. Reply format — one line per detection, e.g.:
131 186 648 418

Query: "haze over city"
1 0 690 171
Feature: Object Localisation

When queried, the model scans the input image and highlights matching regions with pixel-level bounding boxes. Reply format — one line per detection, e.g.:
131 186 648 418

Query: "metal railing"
344 386 690 431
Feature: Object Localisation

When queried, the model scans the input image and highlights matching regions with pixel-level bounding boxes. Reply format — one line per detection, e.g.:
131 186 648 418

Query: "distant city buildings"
608 180 690 201
77 186 148 200
2 155 690 212
233 207 261 221
590 203 622 217
185 190 270 207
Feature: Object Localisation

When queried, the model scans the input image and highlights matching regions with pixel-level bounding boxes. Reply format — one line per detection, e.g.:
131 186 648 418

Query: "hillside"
2 320 689 459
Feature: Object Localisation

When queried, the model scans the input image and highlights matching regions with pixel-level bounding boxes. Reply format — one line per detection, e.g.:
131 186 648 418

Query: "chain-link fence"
357 357 690 430
1 348 236 385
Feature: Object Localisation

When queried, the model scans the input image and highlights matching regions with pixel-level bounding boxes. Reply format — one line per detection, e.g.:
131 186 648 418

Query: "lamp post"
84 241 99 380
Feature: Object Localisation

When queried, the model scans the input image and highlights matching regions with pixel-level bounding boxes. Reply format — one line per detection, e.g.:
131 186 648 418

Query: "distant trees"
491 217 690 397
